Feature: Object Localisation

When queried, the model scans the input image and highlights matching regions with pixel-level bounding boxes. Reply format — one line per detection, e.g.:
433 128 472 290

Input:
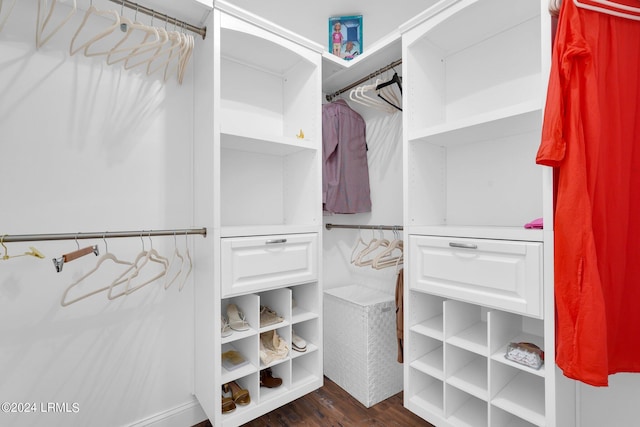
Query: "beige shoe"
227 303 250 331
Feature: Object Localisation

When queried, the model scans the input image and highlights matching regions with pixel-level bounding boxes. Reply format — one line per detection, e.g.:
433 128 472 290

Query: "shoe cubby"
222 294 260 342
290 282 321 324
408 290 444 340
489 310 545 376
444 300 488 356
406 369 444 417
445 345 488 401
408 333 443 381
445 385 488 427
490 406 538 427
259 288 292 332
222 339 259 385
291 349 321 387
259 363 290 402
490 362 545 426
291 318 319 358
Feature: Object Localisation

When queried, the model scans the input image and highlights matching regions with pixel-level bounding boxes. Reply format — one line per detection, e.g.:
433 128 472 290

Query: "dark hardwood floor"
194 377 433 427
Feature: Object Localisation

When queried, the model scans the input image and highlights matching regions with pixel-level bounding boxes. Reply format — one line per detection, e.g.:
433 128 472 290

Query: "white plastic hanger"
0 0 17 33
36 0 77 49
354 229 390 267
177 231 192 291
349 227 369 264
145 30 183 79
177 32 194 84
107 234 168 299
163 232 184 290
573 0 640 20
69 5 120 56
122 27 172 70
60 237 133 306
105 16 164 65
372 232 403 269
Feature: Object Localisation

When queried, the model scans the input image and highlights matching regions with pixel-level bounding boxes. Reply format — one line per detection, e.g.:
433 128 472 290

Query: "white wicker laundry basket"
323 284 403 408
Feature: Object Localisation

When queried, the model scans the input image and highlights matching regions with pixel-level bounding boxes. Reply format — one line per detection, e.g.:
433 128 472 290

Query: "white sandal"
221 316 233 337
292 330 307 352
227 304 250 331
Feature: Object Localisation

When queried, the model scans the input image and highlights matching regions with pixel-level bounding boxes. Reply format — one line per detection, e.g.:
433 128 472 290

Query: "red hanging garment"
537 0 640 386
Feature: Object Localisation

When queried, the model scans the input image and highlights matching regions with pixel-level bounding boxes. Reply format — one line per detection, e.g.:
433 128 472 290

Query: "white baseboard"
128 398 208 427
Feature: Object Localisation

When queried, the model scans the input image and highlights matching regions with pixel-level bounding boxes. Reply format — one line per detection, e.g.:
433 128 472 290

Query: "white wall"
322 102 403 296
0 2 204 426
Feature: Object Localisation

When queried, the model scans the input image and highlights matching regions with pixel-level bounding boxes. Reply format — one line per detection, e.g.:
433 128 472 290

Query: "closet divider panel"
401 0 569 426
194 3 323 425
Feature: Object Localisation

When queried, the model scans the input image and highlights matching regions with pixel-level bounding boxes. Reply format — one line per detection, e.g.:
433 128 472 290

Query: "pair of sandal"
221 381 250 414
260 305 284 327
226 303 250 332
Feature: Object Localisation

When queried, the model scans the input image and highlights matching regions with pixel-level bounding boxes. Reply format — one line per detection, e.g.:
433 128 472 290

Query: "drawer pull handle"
266 239 287 244
449 242 477 249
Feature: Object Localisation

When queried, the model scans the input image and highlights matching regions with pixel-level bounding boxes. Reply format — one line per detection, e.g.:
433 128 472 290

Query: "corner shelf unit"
401 1 573 426
194 2 323 426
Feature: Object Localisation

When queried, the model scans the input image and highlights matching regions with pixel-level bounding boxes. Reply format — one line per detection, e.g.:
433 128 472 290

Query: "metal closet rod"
326 58 403 102
106 0 207 39
325 223 403 231
1 227 207 243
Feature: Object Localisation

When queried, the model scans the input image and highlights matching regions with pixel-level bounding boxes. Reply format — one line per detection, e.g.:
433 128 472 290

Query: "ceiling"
222 0 437 49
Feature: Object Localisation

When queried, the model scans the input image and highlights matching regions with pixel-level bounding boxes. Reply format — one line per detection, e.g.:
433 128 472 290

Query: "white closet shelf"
410 315 444 340
410 347 444 380
447 322 488 355
448 395 488 427
407 102 542 148
491 332 546 378
418 0 539 56
221 131 317 156
491 371 546 427
405 225 543 242
447 357 488 401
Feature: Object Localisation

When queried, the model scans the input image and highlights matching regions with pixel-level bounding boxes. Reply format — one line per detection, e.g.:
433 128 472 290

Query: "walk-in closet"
2 1 640 427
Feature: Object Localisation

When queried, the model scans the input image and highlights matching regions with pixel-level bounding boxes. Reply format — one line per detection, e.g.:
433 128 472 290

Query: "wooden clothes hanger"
60 237 133 306
573 0 640 19
36 0 77 49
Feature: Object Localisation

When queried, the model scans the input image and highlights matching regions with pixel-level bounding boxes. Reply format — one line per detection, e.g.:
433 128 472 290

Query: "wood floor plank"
193 377 433 427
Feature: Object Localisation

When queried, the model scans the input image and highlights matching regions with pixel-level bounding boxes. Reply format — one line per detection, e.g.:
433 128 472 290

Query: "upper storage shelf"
219 13 321 145
403 0 543 139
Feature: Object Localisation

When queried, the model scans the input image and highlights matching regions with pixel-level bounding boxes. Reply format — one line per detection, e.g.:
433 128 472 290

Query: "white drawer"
410 235 542 317
221 233 318 297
